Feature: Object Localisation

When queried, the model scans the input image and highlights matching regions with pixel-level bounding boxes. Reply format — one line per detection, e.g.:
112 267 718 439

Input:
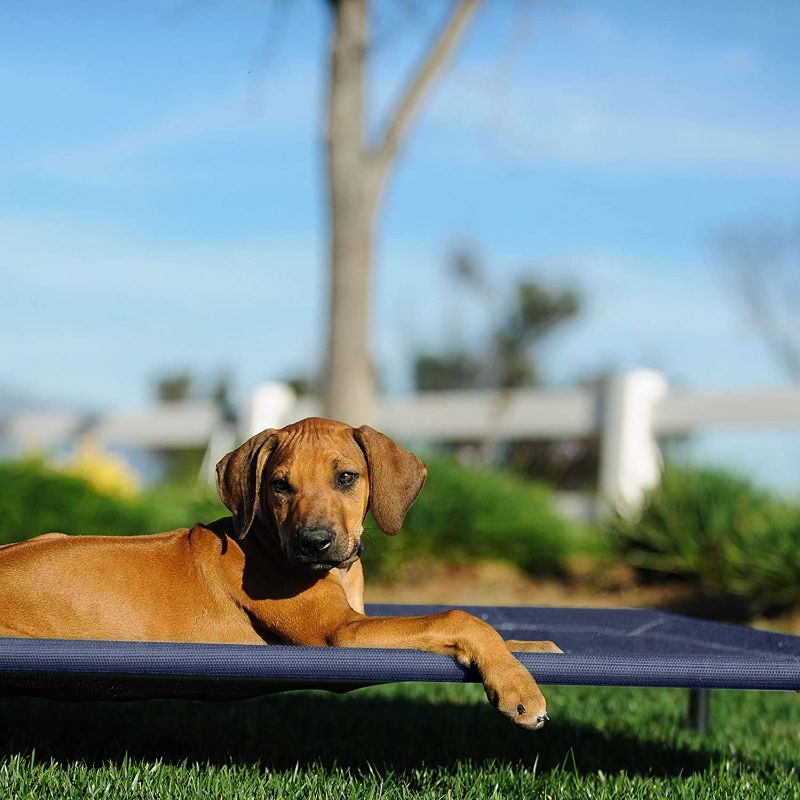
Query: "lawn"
0 681 796 799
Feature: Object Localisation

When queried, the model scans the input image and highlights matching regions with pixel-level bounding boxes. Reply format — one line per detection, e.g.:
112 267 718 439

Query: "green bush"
360 455 579 578
138 482 227 533
0 459 225 545
608 465 800 615
0 457 577 580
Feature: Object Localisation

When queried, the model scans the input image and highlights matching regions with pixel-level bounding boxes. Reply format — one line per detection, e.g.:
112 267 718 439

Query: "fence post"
200 418 238 487
247 383 297 438
599 370 668 518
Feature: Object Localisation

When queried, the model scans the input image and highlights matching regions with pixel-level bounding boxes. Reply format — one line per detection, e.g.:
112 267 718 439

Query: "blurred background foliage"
360 455 580 578
608 465 800 618
0 459 224 543
413 247 582 393
3 455 800 623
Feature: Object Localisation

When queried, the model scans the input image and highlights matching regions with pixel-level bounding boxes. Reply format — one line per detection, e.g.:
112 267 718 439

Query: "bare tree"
324 0 483 423
415 246 582 391
716 217 800 381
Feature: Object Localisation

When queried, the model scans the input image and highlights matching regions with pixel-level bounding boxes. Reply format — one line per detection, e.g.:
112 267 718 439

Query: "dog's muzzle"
297 526 334 557
290 528 363 571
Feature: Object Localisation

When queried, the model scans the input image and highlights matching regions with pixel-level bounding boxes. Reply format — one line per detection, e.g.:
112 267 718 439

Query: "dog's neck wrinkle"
243 522 283 564
234 522 320 605
207 517 329 622
205 516 293 579
202 518 233 552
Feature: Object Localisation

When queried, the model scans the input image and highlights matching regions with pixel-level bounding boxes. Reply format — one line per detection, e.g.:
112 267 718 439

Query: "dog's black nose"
297 527 334 556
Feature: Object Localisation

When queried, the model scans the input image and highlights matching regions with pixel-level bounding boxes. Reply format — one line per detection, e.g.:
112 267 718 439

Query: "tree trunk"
324 0 377 425
323 0 483 424
325 204 376 425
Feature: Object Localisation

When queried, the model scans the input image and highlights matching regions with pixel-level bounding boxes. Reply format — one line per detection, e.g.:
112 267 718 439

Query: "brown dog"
0 417 559 729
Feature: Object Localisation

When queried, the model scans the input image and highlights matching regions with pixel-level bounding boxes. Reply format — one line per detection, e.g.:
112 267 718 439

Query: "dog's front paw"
482 658 549 731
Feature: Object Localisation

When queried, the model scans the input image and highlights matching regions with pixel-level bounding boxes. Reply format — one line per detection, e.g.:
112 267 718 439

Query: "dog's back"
0 529 258 643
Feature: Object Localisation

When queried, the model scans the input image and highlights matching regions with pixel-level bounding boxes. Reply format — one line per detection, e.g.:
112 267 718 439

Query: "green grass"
0 682 796 798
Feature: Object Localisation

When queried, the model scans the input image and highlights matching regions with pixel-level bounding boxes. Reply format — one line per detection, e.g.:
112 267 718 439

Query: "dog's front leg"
328 609 550 730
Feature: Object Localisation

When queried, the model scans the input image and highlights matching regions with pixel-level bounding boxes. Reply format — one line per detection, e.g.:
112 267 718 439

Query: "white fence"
247 370 800 518
5 370 800 518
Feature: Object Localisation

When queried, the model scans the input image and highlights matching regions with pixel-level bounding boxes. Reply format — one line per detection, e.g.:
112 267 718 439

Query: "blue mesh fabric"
0 605 796 699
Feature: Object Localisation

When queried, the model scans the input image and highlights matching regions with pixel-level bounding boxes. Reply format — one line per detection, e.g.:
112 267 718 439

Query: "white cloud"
402 13 796 176
555 8 622 46
524 246 792 390
0 213 325 407
3 64 321 188
698 44 761 76
0 215 321 301
371 237 794 394
3 17 794 188
418 70 800 174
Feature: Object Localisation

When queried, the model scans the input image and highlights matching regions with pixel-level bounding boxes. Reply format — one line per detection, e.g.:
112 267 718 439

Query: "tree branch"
370 0 483 178
718 221 800 382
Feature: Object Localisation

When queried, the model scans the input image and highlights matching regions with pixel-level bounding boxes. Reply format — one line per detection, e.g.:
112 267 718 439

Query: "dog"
0 417 560 729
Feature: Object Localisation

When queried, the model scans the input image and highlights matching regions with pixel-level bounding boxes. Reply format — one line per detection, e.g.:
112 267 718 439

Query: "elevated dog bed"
1 605 797 730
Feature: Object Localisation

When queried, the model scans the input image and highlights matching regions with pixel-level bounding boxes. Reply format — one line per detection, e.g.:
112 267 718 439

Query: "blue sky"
2 1 800 488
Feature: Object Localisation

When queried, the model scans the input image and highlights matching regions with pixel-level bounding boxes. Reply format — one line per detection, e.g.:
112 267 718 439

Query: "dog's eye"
270 477 292 494
337 471 358 488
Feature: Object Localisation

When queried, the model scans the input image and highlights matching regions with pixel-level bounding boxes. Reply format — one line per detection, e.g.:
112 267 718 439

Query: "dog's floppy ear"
353 425 427 535
216 429 281 539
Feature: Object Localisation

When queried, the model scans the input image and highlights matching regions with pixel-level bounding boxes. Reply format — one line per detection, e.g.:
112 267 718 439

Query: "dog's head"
215 417 426 572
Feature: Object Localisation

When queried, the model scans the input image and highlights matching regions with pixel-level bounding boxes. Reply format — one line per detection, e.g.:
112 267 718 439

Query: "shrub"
0 459 148 543
608 465 800 615
61 438 142 497
0 457 577 581
138 482 227 533
360 455 579 579
0 459 225 545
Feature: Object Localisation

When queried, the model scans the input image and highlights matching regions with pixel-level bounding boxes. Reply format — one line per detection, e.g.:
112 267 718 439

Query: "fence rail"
250 370 800 517
654 390 800 434
4 371 799 518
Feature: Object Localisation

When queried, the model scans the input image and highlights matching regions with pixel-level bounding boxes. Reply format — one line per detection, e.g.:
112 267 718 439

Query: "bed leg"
688 688 710 733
